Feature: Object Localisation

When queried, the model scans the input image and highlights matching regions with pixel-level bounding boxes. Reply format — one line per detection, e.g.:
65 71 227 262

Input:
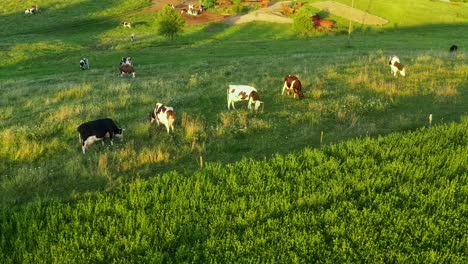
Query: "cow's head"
254 100 264 111
400 68 406 77
114 128 125 139
297 91 304 99
149 110 156 123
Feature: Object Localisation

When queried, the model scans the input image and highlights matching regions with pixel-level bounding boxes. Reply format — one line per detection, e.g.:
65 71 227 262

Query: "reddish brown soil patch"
139 0 231 25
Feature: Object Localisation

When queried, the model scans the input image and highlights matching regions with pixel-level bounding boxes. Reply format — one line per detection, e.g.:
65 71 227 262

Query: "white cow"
389 55 406 77
150 103 176 133
227 85 263 111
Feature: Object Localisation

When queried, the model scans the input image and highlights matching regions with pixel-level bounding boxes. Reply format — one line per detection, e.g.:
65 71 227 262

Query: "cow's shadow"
131 21 149 27
316 9 330 19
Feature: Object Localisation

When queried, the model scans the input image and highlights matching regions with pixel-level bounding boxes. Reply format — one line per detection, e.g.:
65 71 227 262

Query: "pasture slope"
1 0 468 262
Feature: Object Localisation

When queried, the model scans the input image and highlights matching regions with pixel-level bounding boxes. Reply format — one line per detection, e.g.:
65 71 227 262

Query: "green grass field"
1 0 467 262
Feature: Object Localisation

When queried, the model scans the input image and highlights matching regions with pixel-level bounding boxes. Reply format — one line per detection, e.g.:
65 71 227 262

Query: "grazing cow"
149 103 176 133
25 6 39 14
187 4 201 15
77 118 124 154
120 57 133 66
388 55 406 77
79 58 89 70
131 33 136 42
121 22 132 28
227 85 263 111
282 75 304 99
449 45 458 54
119 64 135 78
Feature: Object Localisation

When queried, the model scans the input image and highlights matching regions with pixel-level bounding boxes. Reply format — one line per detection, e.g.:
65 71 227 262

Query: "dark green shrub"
200 0 217 9
292 5 316 37
155 6 185 40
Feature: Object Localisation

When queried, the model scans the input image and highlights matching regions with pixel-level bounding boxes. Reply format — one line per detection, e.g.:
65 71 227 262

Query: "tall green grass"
0 0 467 260
1 120 467 263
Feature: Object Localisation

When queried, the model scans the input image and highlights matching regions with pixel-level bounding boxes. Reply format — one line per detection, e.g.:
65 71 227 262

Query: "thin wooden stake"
429 114 432 127
199 155 204 168
320 131 324 145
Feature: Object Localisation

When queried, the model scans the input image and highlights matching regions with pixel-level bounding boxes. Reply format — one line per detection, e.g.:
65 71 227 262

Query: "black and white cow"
149 103 176 133
227 85 263 111
25 6 38 14
131 33 136 42
121 22 132 28
120 57 133 66
449 45 458 54
77 118 124 154
388 55 406 77
79 58 89 70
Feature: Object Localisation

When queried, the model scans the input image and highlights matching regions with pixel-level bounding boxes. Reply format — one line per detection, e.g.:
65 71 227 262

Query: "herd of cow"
77 44 459 154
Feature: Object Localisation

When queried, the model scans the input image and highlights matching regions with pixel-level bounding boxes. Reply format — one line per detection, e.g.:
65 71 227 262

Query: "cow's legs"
281 81 288 95
109 133 114 145
82 136 101 154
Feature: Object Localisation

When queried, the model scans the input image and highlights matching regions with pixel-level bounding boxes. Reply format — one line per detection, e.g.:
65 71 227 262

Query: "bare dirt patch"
222 2 293 25
311 1 388 25
139 0 293 25
140 0 230 25
137 0 388 26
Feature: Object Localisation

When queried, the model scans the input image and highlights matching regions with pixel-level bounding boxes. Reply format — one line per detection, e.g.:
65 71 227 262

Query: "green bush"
155 6 185 40
200 0 217 9
292 5 316 37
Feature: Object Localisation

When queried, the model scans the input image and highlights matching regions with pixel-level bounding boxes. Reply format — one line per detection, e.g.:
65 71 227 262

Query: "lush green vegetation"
0 0 467 262
1 121 467 262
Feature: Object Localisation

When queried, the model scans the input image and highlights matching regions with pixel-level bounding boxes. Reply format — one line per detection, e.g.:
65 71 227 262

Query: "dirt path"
223 2 293 25
140 0 229 25
137 0 388 26
311 1 388 25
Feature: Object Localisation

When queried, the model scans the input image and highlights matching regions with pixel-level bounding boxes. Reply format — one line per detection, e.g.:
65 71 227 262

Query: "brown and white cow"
227 85 263 111
388 55 406 77
150 103 175 133
282 75 304 98
119 64 135 78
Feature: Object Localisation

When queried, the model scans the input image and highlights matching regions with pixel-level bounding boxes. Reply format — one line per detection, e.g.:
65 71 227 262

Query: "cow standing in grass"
79 58 89 70
120 57 133 66
77 118 124 154
282 75 304 99
389 55 406 77
119 64 135 78
25 6 39 14
227 85 263 111
449 45 458 54
150 103 176 133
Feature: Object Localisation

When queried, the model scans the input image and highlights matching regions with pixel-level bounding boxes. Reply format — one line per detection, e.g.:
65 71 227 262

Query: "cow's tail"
227 86 230 109
167 110 176 132
167 110 175 120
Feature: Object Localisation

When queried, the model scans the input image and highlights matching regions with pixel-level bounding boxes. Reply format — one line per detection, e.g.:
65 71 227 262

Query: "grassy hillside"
1 120 467 263
331 0 468 26
0 0 467 261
